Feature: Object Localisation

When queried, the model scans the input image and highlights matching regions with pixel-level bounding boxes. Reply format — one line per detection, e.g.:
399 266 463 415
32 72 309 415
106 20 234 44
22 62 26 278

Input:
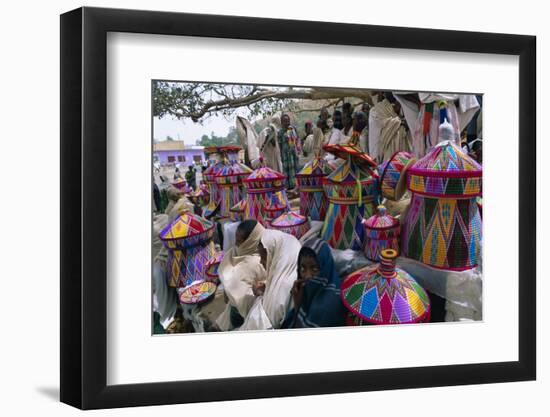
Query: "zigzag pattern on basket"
407 174 482 197
202 161 225 217
322 202 374 250
159 213 216 288
402 140 482 270
169 241 216 288
341 252 431 325
296 156 331 221
411 140 481 172
230 199 247 221
299 190 328 221
378 151 416 201
402 195 482 270
320 144 379 250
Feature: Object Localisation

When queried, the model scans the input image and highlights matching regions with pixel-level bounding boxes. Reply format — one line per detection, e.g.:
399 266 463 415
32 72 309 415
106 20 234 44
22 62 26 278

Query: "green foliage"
195 128 239 147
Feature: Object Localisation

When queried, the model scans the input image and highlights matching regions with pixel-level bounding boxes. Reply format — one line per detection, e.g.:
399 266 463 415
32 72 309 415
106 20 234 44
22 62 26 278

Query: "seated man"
216 220 266 330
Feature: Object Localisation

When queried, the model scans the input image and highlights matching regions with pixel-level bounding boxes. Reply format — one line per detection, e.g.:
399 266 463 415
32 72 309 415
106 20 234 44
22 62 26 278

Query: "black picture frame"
60 6 536 410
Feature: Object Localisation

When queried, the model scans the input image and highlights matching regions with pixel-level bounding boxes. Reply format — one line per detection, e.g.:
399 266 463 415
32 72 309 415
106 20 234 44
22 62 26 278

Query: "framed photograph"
60 6 536 410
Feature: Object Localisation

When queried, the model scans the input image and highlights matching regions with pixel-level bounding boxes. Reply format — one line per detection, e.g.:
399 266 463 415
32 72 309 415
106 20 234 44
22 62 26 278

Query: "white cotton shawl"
256 118 283 172
217 222 266 325
240 229 300 330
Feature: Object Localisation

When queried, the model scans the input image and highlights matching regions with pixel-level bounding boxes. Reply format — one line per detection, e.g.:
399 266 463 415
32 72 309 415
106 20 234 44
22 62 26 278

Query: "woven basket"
242 166 290 226
362 205 400 261
296 155 331 221
341 249 431 325
378 151 416 201
320 143 379 250
159 213 217 288
402 140 482 270
214 159 252 218
204 251 224 285
270 211 311 239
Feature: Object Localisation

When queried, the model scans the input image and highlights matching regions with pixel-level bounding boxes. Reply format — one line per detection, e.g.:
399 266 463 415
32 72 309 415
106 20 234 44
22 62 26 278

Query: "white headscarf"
218 222 266 323
240 229 301 330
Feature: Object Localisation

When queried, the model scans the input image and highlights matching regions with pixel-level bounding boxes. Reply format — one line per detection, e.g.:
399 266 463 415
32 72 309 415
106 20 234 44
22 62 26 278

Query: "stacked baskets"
214 146 252 219
362 205 400 262
242 165 290 226
320 143 379 250
295 155 332 221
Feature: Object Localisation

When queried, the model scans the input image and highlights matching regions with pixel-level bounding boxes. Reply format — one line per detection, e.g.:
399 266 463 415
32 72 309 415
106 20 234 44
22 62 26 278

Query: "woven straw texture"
270 211 311 239
243 166 290 226
178 281 217 304
378 151 416 201
363 205 401 261
320 144 379 250
402 140 482 270
341 251 431 324
296 155 331 220
159 213 216 288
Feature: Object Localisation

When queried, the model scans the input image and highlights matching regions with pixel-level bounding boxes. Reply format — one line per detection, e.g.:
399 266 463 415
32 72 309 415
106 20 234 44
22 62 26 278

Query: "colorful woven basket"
362 205 400 261
264 192 289 222
341 249 431 325
229 199 247 221
378 151 416 201
204 251 224 284
202 160 225 218
402 140 482 270
159 212 216 288
270 211 311 239
296 155 332 221
214 157 252 218
242 165 290 226
178 281 217 305
320 144 379 250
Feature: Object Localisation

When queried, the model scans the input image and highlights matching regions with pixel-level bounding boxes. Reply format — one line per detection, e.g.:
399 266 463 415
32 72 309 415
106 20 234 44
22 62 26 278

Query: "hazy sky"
153 106 264 145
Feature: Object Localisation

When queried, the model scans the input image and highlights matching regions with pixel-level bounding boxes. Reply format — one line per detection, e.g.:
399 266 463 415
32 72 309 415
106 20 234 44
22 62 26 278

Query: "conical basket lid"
341 250 430 324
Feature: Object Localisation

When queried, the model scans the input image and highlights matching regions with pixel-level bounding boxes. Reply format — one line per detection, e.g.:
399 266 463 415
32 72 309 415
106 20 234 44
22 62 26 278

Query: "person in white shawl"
257 116 284 172
393 92 480 158
368 93 412 163
152 214 178 330
216 220 267 331
240 229 301 330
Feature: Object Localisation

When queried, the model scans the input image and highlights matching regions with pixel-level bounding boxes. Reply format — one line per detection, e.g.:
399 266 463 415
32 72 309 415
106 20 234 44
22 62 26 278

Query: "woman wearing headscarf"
282 237 346 328
240 229 301 330
216 220 267 331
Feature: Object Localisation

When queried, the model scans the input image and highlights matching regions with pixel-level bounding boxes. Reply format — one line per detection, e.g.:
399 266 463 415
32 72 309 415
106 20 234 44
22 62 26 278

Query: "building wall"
154 149 205 167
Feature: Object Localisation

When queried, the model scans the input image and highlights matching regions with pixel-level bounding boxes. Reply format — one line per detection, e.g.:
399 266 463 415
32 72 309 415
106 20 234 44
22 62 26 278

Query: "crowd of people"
152 91 483 333
254 92 482 194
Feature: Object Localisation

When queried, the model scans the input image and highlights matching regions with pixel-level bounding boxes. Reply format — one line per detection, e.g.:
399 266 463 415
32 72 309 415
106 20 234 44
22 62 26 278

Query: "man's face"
235 230 246 246
281 115 290 128
353 114 366 132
